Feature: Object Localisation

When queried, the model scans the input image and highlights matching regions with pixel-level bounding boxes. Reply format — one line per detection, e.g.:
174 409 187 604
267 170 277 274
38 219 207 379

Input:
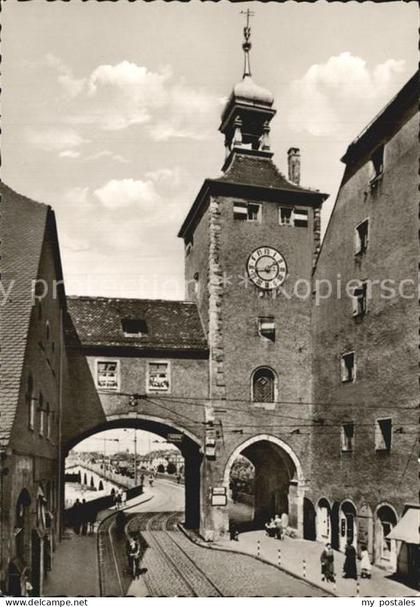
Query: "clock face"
247 246 287 290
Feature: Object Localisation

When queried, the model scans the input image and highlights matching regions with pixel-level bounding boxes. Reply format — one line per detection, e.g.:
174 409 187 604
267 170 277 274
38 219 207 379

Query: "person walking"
343 540 358 579
320 543 335 583
115 491 122 510
121 490 127 508
72 498 82 535
360 545 372 579
274 514 283 540
81 499 88 535
126 536 141 579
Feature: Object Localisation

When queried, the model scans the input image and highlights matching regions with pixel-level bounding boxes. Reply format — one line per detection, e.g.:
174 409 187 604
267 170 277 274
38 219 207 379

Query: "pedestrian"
126 536 140 578
360 545 372 579
320 543 335 583
140 473 145 486
229 521 239 541
72 498 82 535
115 491 122 510
274 514 283 540
148 475 154 487
81 499 88 535
265 517 276 538
88 507 96 535
343 540 358 579
121 490 127 508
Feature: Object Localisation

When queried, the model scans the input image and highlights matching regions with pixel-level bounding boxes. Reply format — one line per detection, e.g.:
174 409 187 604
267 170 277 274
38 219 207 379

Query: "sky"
2 1 418 301
72 428 179 456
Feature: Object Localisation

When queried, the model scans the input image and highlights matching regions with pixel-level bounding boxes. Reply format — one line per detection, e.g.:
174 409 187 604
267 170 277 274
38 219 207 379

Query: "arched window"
252 367 276 403
27 376 35 430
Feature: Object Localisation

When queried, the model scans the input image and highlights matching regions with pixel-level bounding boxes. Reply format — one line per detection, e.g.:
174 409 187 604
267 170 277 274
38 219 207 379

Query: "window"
279 207 293 226
185 239 193 256
352 281 368 317
341 423 354 452
341 352 356 383
375 418 392 452
39 392 44 437
147 362 170 393
369 144 384 186
252 367 276 403
121 319 148 337
258 317 276 342
193 272 200 298
293 208 309 228
355 219 369 255
27 376 35 430
278 206 308 228
96 360 120 391
46 403 51 440
233 202 261 222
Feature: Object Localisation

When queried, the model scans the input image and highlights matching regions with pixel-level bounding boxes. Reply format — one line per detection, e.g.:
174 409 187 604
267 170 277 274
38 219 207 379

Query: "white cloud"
63 186 91 207
46 53 85 98
59 149 81 159
50 57 220 140
85 150 129 163
145 167 183 187
93 178 160 210
288 52 407 137
27 127 89 152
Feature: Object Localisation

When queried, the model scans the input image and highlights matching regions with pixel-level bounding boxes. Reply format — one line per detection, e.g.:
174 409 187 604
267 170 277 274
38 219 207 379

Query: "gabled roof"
66 296 208 354
178 151 328 239
0 183 49 448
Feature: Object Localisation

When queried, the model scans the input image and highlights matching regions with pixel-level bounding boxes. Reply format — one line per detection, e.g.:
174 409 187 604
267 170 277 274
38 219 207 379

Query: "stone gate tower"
179 23 328 539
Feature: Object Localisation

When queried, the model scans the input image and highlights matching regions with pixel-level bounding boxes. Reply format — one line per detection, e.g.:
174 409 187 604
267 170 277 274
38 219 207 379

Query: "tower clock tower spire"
219 16 275 167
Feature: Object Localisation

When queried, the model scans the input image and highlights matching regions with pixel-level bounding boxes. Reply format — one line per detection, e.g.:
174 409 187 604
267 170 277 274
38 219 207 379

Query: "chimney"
287 147 301 185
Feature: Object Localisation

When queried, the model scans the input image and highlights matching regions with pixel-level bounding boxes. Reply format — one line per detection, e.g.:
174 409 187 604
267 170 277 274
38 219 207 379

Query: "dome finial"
240 9 254 78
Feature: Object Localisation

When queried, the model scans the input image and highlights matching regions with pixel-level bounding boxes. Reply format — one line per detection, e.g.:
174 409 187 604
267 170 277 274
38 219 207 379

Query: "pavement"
188 527 418 598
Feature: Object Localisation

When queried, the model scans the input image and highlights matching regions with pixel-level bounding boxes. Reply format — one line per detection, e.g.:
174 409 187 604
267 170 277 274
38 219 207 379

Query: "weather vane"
240 9 254 78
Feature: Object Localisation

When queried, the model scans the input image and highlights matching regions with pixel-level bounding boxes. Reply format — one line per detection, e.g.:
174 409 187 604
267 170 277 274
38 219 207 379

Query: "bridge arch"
223 434 305 535
64 414 203 529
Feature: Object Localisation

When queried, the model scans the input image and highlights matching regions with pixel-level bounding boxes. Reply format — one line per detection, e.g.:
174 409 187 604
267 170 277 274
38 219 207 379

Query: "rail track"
126 511 224 596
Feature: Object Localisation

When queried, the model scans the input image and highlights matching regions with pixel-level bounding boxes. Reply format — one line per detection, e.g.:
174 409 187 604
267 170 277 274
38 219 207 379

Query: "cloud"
26 127 89 152
145 167 183 187
50 57 221 140
63 186 91 207
288 52 406 136
59 150 81 159
85 150 129 163
93 178 160 210
46 53 85 98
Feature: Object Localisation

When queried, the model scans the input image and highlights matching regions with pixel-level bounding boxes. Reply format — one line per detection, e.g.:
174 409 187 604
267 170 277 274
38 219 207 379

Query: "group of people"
265 513 288 540
320 541 372 584
110 487 127 509
71 498 96 535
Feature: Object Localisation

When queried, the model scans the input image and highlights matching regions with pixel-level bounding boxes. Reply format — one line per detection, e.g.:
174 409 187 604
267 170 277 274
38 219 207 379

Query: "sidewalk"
183 528 418 598
44 490 153 597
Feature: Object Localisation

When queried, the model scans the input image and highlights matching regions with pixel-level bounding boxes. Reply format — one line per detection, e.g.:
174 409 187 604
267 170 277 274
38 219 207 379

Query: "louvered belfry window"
253 368 275 403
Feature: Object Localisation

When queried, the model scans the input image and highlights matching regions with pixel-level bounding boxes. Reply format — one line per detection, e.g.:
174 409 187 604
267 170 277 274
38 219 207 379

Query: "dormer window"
121 319 148 337
233 202 261 222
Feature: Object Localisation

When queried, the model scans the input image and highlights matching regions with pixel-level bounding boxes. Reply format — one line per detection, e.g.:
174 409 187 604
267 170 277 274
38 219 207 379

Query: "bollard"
277 548 281 567
356 581 360 597
257 539 261 558
302 558 306 579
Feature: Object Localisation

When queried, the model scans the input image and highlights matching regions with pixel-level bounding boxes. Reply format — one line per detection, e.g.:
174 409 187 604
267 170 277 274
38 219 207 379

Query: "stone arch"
374 503 398 571
316 497 332 543
64 414 202 530
224 434 305 535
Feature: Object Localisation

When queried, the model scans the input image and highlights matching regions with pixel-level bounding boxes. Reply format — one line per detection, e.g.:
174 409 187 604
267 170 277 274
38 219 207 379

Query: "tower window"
279 207 293 226
96 360 120 391
293 208 309 228
352 282 368 317
341 352 356 383
258 317 275 342
121 319 148 337
185 238 193 256
341 422 354 452
355 219 369 255
147 361 170 393
252 367 276 403
233 202 261 222
375 418 392 452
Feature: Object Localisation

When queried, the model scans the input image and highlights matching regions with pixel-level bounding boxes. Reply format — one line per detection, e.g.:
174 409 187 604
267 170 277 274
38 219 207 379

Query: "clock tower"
178 21 328 538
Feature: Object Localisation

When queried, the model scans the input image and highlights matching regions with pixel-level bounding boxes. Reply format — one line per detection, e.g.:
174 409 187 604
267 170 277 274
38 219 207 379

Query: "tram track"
126 511 224 596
